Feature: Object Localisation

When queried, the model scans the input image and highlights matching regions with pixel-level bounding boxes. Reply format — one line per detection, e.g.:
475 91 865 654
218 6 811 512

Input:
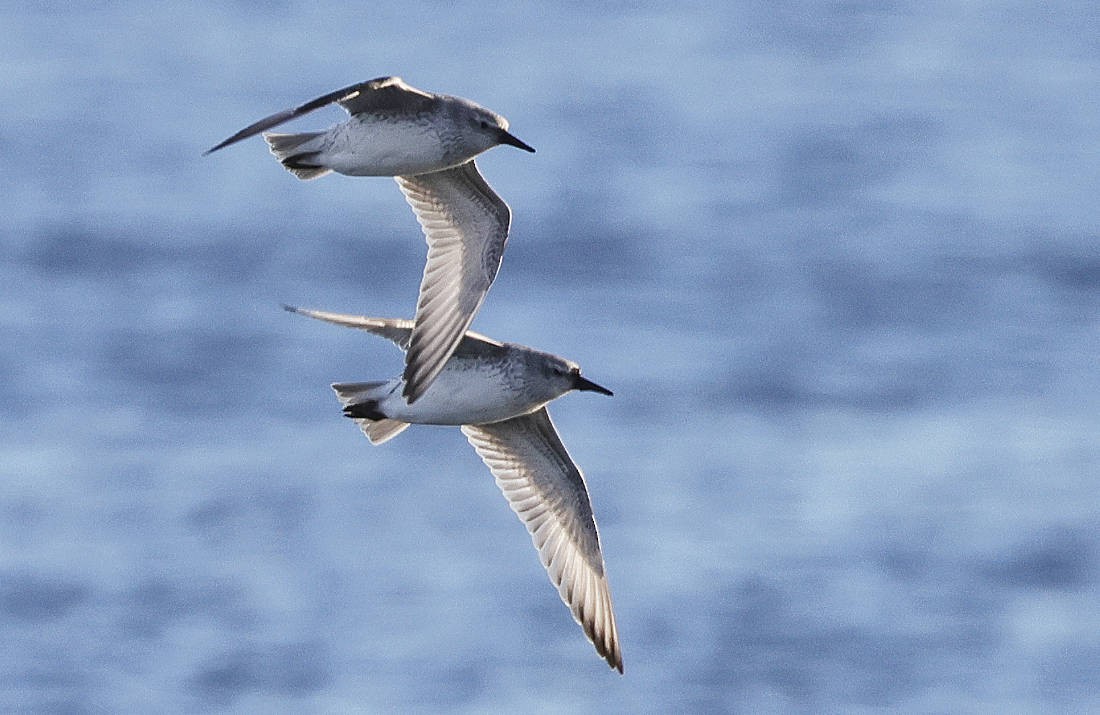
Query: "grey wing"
204 76 414 155
282 305 504 353
462 408 623 673
283 305 414 349
336 76 437 115
396 160 512 403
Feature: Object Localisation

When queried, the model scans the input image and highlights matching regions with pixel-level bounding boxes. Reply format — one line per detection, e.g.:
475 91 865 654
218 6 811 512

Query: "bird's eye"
479 119 490 129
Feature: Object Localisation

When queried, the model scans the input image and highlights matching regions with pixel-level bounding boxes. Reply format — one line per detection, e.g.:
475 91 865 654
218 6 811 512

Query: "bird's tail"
264 131 331 180
331 382 409 445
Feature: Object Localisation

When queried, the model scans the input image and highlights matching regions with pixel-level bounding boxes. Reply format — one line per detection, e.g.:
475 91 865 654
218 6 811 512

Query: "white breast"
381 359 541 426
325 118 454 177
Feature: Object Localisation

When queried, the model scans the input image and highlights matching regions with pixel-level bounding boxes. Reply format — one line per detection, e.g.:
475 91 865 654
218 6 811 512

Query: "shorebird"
285 305 623 673
206 77 535 404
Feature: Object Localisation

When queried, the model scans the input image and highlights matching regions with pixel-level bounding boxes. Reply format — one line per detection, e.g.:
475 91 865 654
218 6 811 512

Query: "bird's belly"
383 377 540 426
326 120 454 176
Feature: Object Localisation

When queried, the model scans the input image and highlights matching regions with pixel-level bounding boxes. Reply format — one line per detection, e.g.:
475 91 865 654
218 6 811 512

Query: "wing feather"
396 160 512 402
282 305 504 356
462 408 622 672
283 305 414 349
204 76 435 154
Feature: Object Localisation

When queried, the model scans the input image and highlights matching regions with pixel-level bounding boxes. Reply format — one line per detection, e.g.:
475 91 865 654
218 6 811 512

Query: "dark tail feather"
342 400 386 421
330 381 411 444
264 131 331 180
281 152 329 180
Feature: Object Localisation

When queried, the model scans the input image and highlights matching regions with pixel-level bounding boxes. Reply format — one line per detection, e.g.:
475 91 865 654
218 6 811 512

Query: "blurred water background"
3 2 1099 711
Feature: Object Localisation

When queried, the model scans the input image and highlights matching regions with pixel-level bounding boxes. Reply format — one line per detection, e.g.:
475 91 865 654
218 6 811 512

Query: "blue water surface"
3 2 1099 711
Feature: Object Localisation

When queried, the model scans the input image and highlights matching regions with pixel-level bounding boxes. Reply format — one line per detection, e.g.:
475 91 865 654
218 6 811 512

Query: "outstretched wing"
204 76 435 155
396 159 512 403
283 305 414 349
282 305 503 356
462 408 622 673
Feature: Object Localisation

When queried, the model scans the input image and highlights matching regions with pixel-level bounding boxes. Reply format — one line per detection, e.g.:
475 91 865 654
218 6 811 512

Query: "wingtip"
598 629 623 674
282 303 300 314
597 636 623 674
